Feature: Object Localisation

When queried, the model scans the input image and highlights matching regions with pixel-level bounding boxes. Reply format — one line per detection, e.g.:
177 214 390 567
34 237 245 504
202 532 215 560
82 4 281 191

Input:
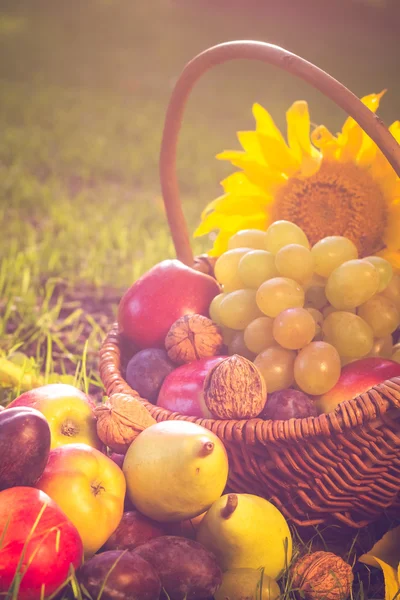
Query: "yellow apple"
7 383 102 449
35 443 126 556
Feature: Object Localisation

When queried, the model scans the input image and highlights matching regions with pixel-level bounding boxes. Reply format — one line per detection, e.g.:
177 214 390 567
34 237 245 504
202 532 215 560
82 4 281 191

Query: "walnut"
95 393 156 453
204 354 266 419
165 314 223 365
291 551 353 600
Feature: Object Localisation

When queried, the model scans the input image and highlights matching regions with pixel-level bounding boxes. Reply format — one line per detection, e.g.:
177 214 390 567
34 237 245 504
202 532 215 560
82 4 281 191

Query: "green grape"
264 220 310 254
364 256 393 292
228 229 268 250
228 331 256 360
214 248 251 291
209 293 226 326
275 244 314 284
238 250 278 288
304 283 328 310
219 289 263 330
311 236 358 277
221 327 236 346
254 347 296 392
244 316 275 354
325 259 380 309
256 277 305 318
382 274 400 310
294 341 341 395
368 335 393 359
322 311 374 358
273 308 316 350
306 308 324 340
357 295 399 337
322 305 355 318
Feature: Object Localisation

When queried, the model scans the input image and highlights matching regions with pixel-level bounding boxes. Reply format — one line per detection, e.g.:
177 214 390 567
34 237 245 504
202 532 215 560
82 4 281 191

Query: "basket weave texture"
100 323 400 528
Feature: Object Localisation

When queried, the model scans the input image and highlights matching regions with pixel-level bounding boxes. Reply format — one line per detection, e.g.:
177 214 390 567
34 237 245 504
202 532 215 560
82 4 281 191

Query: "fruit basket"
100 41 400 529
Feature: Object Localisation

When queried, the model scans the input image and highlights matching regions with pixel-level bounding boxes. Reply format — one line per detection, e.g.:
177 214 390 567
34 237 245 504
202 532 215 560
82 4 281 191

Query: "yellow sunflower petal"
357 134 377 167
338 125 363 162
341 90 386 138
383 203 400 250
257 134 300 176
311 125 340 161
194 211 229 237
209 230 233 257
218 153 288 192
390 120 400 143
202 193 273 220
237 131 266 163
377 249 400 272
252 103 286 145
221 172 261 195
286 101 321 175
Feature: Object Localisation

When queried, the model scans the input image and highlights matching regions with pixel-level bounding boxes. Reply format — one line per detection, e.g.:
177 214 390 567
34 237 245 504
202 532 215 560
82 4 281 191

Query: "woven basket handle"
159 40 400 266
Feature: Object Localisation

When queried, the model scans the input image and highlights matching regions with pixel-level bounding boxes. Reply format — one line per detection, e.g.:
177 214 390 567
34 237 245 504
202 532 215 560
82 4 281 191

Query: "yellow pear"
214 568 280 600
123 420 229 522
196 493 292 580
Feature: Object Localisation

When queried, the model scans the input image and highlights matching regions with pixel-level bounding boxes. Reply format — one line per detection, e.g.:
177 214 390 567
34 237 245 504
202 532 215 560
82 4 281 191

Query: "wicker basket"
100 41 400 529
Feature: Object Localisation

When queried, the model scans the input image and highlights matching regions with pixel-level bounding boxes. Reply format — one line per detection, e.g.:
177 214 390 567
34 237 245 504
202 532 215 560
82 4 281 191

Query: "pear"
214 568 280 600
196 493 292 580
123 420 229 522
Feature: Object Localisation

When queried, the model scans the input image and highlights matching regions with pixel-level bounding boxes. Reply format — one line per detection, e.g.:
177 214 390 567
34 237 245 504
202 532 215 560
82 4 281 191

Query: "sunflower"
194 92 400 269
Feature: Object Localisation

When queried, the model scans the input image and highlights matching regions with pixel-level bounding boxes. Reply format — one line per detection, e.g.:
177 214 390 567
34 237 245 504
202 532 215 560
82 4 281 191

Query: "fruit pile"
117 220 400 421
1 384 312 600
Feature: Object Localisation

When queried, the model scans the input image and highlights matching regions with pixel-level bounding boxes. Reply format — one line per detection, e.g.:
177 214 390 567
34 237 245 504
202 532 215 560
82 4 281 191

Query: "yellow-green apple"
35 443 126 556
316 357 400 414
118 259 220 349
7 383 102 450
157 356 227 417
0 486 83 600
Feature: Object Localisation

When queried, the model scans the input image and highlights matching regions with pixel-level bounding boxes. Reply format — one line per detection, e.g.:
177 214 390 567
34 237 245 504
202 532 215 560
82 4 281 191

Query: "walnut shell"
95 393 156 453
204 354 266 419
291 551 353 600
165 314 223 365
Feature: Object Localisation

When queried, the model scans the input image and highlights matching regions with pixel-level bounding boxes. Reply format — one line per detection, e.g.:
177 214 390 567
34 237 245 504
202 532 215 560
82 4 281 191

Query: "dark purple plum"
134 536 222 600
0 407 51 490
77 550 161 600
104 510 168 552
260 388 318 420
125 349 175 402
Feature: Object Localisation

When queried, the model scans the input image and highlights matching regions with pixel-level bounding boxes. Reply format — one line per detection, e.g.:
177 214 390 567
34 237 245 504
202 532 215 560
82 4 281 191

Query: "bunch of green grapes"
209 221 400 396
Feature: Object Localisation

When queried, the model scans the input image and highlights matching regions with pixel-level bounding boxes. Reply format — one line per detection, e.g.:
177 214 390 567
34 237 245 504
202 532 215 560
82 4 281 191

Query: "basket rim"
100 323 400 445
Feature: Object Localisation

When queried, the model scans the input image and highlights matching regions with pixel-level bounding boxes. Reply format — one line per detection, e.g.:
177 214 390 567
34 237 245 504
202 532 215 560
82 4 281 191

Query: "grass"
0 0 399 597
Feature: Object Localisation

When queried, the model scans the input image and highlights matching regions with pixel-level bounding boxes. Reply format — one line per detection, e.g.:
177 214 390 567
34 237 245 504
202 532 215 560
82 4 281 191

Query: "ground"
0 0 399 597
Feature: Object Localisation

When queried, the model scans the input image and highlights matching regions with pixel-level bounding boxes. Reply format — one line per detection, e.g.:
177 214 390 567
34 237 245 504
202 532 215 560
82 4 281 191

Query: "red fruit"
0 487 83 599
118 260 220 349
316 357 400 414
157 356 227 418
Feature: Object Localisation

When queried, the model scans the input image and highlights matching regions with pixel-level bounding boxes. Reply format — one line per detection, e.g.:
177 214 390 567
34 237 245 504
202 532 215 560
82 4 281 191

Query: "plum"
77 550 161 600
260 389 318 420
125 349 175 402
0 407 51 490
134 535 222 599
104 510 168 551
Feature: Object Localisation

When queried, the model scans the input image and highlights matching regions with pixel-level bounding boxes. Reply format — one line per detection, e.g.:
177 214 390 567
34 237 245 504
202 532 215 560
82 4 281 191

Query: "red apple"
0 486 83 600
118 259 220 349
7 383 102 450
157 356 227 417
316 357 400 414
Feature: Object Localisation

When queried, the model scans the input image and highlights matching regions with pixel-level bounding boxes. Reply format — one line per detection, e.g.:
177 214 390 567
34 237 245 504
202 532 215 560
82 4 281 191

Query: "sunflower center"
273 161 387 256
